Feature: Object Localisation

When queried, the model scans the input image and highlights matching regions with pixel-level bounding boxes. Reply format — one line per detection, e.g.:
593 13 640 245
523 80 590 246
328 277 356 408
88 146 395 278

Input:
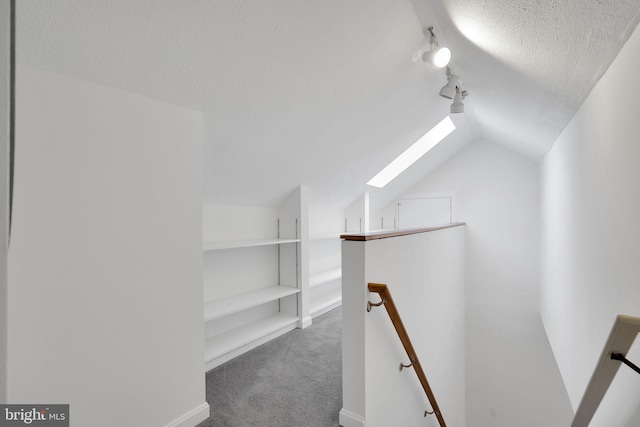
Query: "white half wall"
9 67 208 426
401 140 573 426
341 226 466 427
540 20 640 426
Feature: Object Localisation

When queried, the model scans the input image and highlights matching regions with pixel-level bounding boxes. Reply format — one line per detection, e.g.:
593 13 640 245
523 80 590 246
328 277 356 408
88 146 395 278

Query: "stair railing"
572 314 640 426
367 282 447 426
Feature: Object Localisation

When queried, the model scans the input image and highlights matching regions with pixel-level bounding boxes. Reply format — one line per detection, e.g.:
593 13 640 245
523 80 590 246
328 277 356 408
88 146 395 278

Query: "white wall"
540 21 640 426
8 67 208 426
345 193 369 233
341 226 466 427
400 140 573 426
309 205 344 236
0 0 11 403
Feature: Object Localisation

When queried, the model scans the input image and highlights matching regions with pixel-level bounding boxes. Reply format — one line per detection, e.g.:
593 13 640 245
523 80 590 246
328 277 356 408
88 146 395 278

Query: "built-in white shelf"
366 228 399 234
202 187 310 370
310 232 342 241
203 238 300 251
204 285 300 322
309 233 342 319
204 312 299 362
310 267 342 288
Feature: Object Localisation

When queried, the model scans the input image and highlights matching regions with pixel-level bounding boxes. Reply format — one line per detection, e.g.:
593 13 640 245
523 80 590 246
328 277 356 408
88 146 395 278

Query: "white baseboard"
311 299 342 319
164 402 210 427
299 315 313 329
339 408 365 427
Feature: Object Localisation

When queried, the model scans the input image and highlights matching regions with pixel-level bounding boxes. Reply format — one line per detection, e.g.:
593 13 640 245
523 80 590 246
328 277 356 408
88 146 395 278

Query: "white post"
339 240 367 427
278 185 311 328
0 0 12 403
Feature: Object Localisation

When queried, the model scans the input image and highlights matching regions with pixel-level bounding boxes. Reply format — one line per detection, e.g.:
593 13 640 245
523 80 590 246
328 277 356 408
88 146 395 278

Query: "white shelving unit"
203 186 310 371
204 284 300 322
309 267 341 288
309 233 342 318
204 312 300 363
203 236 301 370
203 238 300 251
310 232 342 241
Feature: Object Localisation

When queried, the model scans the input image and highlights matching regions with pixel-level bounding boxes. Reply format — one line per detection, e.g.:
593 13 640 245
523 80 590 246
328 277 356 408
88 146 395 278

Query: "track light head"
423 47 451 68
440 67 460 99
450 87 467 114
440 77 458 99
422 27 450 68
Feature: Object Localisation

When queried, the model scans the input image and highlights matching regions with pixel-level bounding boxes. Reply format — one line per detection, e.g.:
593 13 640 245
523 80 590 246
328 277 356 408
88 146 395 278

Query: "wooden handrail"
341 223 465 241
572 314 640 426
367 282 447 426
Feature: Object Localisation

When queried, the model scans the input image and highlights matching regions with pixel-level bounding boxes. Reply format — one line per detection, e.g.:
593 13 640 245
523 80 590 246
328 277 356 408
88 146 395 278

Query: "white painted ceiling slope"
16 0 640 211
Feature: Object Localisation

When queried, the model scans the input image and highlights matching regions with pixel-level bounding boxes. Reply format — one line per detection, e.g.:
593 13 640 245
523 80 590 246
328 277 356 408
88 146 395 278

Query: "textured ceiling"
16 0 640 209
417 0 640 159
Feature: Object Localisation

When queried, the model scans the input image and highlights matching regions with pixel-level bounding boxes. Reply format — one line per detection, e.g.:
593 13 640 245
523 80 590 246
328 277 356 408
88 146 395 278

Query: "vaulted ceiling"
16 0 640 211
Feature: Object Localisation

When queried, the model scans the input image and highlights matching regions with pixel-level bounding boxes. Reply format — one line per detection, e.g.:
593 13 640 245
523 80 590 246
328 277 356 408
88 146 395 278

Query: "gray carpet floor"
198 307 342 427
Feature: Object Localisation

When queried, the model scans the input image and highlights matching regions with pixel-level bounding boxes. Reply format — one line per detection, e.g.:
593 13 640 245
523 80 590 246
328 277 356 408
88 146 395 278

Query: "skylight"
366 116 456 188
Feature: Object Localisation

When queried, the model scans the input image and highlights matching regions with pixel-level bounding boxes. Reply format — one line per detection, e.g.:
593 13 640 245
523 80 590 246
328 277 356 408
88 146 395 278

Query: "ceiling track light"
438 67 468 114
450 86 468 114
440 67 460 99
422 26 451 68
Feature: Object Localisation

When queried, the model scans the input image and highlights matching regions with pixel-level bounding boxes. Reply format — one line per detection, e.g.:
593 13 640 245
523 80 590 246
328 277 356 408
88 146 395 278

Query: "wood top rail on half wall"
367 282 447 427
340 223 465 241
